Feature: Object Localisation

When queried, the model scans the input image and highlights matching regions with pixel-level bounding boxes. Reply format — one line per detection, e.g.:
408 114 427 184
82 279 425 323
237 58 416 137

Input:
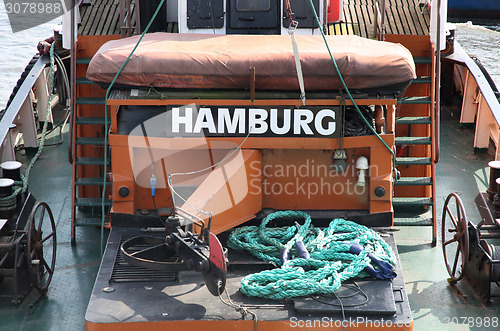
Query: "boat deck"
1 1 498 330
78 0 429 37
330 0 430 37
0 107 499 330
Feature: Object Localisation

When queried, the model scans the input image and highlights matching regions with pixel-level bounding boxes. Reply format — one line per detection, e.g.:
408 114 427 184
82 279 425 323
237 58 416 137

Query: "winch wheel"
27 201 57 293
441 192 469 282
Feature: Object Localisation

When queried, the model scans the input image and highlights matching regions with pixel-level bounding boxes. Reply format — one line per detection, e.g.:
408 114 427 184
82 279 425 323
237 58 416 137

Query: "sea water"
0 3 499 109
454 20 500 89
0 2 59 110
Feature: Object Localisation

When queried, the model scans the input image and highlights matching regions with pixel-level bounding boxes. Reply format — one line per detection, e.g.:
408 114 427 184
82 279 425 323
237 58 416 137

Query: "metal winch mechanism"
0 161 56 304
442 161 500 304
120 208 227 296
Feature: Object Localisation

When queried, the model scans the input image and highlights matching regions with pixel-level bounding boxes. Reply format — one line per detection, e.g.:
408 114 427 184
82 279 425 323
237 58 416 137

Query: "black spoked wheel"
441 193 469 282
27 202 56 293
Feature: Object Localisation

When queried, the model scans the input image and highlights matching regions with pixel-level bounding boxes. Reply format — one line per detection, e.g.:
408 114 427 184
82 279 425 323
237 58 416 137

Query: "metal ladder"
392 52 437 246
71 51 111 244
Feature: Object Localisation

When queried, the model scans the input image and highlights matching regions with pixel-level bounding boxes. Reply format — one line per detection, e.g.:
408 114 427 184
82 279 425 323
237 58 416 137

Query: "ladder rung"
76 137 106 145
76 77 94 84
393 197 433 206
395 117 431 125
76 177 110 186
413 76 432 84
396 157 432 165
75 117 111 125
395 136 431 145
393 217 433 226
397 96 432 104
414 57 432 64
75 198 112 207
75 157 109 166
395 177 432 186
76 57 92 64
76 97 105 105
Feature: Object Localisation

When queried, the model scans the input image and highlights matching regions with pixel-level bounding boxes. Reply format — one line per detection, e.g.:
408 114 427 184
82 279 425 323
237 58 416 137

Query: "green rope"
101 0 167 256
228 211 395 300
306 0 398 180
0 44 56 209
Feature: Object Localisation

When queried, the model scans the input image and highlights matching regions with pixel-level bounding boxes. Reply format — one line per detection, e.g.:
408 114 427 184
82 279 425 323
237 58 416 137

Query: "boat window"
228 0 279 32
237 0 271 11
187 0 224 29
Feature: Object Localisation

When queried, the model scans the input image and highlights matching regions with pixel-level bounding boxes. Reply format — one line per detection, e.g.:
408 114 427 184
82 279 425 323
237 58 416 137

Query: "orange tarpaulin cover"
87 33 416 93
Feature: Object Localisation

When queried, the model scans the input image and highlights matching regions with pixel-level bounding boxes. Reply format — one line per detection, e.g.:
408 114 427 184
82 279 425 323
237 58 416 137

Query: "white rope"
289 22 306 106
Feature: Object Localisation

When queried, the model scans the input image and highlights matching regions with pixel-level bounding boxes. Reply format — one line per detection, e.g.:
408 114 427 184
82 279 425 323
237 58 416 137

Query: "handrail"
0 55 49 154
434 0 441 163
445 42 500 155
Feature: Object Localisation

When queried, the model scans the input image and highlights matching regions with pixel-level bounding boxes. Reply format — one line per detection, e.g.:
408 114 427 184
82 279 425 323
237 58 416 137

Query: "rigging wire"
306 0 398 180
100 0 167 256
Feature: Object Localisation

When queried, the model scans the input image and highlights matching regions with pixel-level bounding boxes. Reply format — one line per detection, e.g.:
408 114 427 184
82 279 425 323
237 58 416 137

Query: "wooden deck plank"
409 0 428 35
393 2 412 35
88 0 109 35
78 5 92 35
360 5 375 38
103 4 118 35
407 5 421 35
399 0 420 35
77 5 87 34
95 5 111 35
357 5 370 38
352 5 364 38
422 6 430 34
391 0 407 34
386 6 400 34
367 5 376 38
400 0 421 35
89 5 103 36
345 4 359 36
82 4 100 35
109 5 121 35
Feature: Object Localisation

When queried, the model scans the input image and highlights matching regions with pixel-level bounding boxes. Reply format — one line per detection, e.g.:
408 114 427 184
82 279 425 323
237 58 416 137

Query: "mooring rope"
228 211 396 300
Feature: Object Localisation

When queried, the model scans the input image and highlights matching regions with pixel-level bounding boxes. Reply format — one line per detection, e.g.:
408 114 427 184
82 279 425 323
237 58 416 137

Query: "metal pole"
70 0 75 164
435 0 441 163
380 0 386 40
70 0 77 244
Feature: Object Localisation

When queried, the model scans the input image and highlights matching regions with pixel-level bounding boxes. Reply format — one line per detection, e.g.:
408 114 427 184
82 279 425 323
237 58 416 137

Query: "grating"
110 234 178 283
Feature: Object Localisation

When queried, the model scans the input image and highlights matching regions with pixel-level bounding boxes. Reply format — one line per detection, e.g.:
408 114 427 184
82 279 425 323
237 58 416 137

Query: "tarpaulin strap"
288 23 306 106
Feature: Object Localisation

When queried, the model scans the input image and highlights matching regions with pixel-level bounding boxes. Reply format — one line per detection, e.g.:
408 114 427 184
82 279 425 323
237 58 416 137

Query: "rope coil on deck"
228 211 396 300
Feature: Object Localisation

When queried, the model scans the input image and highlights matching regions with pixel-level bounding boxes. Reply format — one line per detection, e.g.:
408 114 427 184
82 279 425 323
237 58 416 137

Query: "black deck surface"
86 227 412 326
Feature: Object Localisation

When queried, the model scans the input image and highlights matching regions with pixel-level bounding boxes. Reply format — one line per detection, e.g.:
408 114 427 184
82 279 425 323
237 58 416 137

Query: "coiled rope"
228 211 395 300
